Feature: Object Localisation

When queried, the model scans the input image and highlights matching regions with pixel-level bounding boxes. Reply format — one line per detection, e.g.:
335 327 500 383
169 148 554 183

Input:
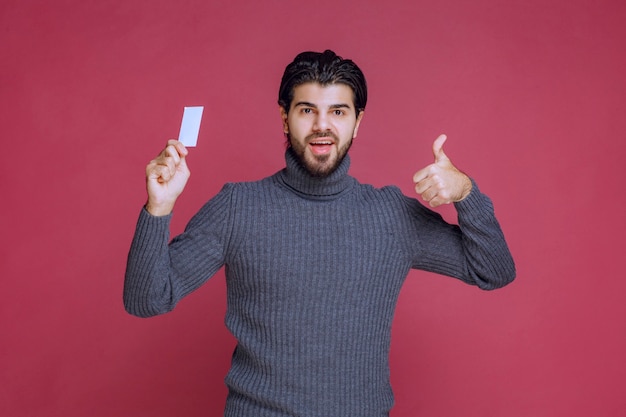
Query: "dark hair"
278 50 367 117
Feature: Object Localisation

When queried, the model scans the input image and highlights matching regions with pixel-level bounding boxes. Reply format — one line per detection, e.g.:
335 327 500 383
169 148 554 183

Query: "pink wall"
2 0 625 416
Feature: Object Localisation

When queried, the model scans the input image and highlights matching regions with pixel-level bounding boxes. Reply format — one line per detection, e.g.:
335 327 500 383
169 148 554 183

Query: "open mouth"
310 139 333 146
309 139 334 155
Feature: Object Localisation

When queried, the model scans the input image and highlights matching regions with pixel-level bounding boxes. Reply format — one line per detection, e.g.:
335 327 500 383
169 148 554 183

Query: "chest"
225 194 411 292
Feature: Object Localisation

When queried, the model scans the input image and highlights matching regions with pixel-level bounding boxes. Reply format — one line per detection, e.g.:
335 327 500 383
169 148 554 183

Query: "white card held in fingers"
178 106 204 147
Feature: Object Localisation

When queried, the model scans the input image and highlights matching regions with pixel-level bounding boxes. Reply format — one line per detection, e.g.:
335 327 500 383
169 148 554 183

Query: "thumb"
178 153 190 175
433 134 449 163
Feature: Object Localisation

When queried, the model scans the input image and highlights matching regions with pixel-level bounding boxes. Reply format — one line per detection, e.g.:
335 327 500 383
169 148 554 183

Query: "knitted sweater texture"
124 149 515 417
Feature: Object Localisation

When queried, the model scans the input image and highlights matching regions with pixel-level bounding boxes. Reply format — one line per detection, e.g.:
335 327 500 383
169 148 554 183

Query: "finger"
177 152 190 176
433 134 449 163
148 144 183 182
146 161 160 180
412 166 429 184
147 163 172 183
416 177 440 199
414 171 439 195
414 180 428 196
164 144 182 165
428 197 447 208
416 183 441 207
167 139 189 157
419 187 445 208
165 142 190 178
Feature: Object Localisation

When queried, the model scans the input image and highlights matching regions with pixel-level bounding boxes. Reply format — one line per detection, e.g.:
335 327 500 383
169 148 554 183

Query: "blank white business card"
178 106 204 147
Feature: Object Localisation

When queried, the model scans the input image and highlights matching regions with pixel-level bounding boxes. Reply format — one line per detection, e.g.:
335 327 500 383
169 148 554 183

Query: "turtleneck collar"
278 148 355 199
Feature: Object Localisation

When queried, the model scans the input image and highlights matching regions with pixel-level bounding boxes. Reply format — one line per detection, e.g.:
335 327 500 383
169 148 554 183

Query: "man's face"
280 82 364 177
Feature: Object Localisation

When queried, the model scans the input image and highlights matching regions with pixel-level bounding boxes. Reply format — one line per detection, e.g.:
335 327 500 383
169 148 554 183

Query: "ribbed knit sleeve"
401 180 516 290
453 180 516 289
123 184 235 317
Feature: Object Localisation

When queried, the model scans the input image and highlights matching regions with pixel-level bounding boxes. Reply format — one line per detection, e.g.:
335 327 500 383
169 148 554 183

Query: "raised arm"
123 140 191 317
409 135 515 289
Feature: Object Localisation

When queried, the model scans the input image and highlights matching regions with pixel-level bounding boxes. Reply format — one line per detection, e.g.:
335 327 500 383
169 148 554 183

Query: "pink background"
2 0 625 416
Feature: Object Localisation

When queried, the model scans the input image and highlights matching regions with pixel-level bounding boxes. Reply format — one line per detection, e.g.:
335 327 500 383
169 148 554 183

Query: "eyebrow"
293 101 352 110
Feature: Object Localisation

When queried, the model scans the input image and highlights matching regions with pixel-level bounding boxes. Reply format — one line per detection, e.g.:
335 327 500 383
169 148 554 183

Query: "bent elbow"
124 298 156 318
476 264 516 291
123 292 174 318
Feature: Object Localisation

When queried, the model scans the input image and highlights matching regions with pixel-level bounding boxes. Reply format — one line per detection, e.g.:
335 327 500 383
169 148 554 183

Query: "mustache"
306 131 339 142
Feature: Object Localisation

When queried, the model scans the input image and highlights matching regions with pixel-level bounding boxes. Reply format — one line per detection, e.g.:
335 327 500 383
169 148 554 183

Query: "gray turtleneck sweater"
124 149 515 417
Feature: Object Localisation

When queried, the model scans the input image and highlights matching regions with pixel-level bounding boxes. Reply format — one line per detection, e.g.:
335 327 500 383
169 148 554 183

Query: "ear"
352 111 365 138
279 106 289 134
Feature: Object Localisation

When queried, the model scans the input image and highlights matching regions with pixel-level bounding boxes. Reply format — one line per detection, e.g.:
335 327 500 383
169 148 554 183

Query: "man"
124 50 515 417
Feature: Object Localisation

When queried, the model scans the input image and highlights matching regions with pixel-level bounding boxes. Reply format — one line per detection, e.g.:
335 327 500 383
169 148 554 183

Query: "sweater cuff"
140 205 173 221
453 179 495 218
133 206 173 245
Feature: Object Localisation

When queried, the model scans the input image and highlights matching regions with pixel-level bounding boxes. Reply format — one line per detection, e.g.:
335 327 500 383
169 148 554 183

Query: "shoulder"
354 182 419 207
220 173 282 197
351 182 440 220
201 173 289 211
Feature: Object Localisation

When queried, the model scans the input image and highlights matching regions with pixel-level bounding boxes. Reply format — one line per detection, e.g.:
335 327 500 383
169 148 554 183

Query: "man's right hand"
145 139 190 216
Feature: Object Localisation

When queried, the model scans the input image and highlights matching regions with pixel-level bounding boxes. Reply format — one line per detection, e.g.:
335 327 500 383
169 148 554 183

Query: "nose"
313 112 329 132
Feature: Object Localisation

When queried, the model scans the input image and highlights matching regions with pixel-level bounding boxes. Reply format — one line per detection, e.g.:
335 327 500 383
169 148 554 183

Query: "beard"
287 132 353 178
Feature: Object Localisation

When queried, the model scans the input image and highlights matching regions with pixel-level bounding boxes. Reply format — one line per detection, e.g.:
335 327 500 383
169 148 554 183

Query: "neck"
279 148 354 198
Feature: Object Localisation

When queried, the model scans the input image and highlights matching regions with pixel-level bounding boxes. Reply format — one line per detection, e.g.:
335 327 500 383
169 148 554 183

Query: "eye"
333 109 344 116
301 108 313 114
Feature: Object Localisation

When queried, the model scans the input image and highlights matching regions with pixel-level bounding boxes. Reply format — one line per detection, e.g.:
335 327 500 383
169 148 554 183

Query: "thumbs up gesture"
412 134 472 207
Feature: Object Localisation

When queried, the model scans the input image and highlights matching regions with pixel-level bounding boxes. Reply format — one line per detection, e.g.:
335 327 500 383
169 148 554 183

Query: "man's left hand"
413 134 472 207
